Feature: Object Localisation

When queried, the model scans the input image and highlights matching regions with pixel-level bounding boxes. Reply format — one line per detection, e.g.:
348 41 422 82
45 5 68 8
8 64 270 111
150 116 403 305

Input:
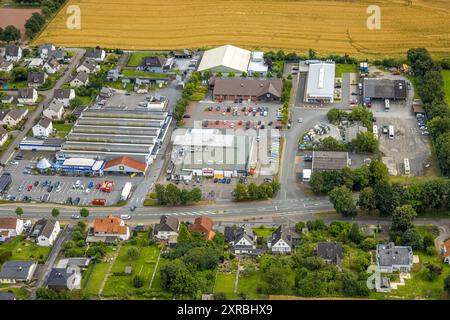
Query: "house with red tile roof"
87 215 130 243
103 156 148 175
0 218 23 242
188 216 215 240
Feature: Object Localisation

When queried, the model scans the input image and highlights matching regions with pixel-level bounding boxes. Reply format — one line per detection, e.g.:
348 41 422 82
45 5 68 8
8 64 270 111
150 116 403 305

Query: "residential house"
0 218 23 242
28 71 47 88
0 109 29 127
268 226 300 254
376 242 414 273
441 239 450 266
32 117 53 138
17 88 38 105
30 218 61 247
43 57 61 75
1 95 14 104
43 99 65 120
0 127 8 146
84 48 106 62
28 58 44 69
171 49 192 59
70 72 89 87
87 214 130 243
375 277 391 293
188 216 215 240
46 267 82 292
76 60 99 74
0 60 13 73
224 226 259 255
99 87 114 99
0 261 37 284
39 44 56 59
315 242 343 270
107 67 121 81
137 56 173 73
49 50 66 61
153 215 179 245
54 88 75 107
5 45 22 62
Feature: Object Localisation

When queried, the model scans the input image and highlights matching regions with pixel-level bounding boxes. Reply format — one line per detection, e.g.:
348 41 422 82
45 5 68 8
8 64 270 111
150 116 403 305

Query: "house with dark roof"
77 59 99 74
17 88 38 105
54 88 75 107
30 218 61 247
49 49 66 61
212 78 282 102
0 261 37 284
224 226 259 255
46 267 82 291
137 56 173 73
32 117 53 138
312 151 349 172
28 71 48 88
84 48 105 62
0 108 29 127
268 226 300 254
44 99 65 120
39 44 56 59
5 45 22 62
43 56 61 74
376 242 413 273
153 215 179 245
315 242 343 270
189 216 215 240
0 59 13 73
70 72 89 87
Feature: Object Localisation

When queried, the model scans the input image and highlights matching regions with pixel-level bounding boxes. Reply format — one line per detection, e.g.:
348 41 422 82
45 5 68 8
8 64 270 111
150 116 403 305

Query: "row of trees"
233 181 281 202
407 48 450 176
154 183 202 206
173 72 207 122
25 0 67 38
0 26 21 42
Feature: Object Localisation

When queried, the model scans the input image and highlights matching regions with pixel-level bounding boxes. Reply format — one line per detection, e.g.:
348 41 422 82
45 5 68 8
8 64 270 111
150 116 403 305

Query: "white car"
120 214 131 220
230 123 235 128
85 188 91 194
10 161 19 165
56 186 61 192
298 117 303 123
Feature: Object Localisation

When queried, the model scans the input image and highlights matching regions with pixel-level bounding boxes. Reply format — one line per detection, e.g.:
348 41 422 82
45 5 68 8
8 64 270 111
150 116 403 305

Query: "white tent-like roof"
197 45 251 73
37 158 53 170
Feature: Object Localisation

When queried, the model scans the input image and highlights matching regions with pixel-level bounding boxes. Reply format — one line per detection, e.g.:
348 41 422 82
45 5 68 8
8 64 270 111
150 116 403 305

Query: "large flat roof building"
197 45 251 74
58 106 172 164
363 79 407 100
304 62 336 103
212 78 282 102
312 151 349 172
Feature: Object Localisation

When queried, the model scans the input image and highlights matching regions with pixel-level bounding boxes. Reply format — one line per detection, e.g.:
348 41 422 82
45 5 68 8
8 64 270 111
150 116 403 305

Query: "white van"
120 214 131 220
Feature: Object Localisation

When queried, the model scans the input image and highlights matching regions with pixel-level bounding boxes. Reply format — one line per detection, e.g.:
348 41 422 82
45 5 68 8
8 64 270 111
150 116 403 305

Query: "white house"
5 45 22 62
32 118 53 138
17 88 38 105
43 99 65 120
30 218 61 247
76 60 99 74
28 58 44 69
43 57 61 74
153 215 179 241
84 48 106 62
70 72 89 87
224 226 258 255
0 261 37 284
54 88 75 107
39 44 56 59
0 60 13 73
0 109 29 127
376 243 414 273
0 218 23 242
0 127 8 147
268 226 300 254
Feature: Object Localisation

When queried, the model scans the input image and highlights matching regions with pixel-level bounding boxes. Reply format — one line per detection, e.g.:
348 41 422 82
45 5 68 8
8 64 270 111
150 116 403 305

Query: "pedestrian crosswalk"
164 210 217 217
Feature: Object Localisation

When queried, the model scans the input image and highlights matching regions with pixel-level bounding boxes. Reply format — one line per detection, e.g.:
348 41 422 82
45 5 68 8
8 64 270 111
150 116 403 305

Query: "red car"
27 185 33 191
96 183 102 189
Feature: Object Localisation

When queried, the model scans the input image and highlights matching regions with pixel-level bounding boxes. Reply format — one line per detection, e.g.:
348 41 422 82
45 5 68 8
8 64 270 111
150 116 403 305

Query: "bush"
133 275 144 288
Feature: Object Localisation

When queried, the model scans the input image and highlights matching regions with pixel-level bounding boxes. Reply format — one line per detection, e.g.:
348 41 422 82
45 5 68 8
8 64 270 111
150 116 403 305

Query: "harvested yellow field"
35 0 450 57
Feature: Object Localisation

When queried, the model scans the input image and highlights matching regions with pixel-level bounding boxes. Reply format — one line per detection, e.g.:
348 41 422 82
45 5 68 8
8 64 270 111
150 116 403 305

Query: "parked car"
85 188 91 194
74 197 80 205
182 114 191 118
298 117 303 123
71 215 80 220
33 181 39 187
304 154 313 162
27 185 33 191
56 186 61 193
264 177 273 183
130 206 137 212
88 181 94 189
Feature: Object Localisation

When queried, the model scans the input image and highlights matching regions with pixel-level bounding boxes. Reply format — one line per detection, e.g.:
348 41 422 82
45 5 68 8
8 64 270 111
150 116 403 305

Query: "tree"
177 223 192 243
329 186 357 216
15 207 23 217
11 67 28 82
127 247 140 261
317 137 345 151
295 221 305 234
360 237 377 251
51 208 60 218
400 228 423 250
160 259 198 294
368 159 389 185
165 183 181 205
260 261 292 294
69 97 83 108
1 25 21 42
348 131 378 153
155 184 167 205
233 183 248 201
349 223 363 244
189 187 202 202
444 274 450 294
79 208 89 218
327 108 343 123
391 205 417 233
133 275 144 288
358 187 376 213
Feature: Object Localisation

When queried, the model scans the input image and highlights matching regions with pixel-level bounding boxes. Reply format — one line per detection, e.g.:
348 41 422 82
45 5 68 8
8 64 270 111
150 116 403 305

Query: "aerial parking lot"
1 152 143 206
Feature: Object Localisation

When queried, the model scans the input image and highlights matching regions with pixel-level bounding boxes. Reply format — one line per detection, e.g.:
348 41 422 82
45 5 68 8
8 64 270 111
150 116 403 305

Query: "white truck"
121 182 132 201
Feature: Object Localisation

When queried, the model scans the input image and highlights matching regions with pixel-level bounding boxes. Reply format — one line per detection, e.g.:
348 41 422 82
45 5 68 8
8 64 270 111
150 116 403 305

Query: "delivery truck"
121 182 132 201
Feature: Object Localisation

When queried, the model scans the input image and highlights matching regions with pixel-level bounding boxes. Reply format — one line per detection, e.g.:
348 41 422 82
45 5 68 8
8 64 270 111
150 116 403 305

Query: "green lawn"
52 122 73 138
0 81 28 90
253 227 275 238
0 236 50 264
127 52 163 67
370 252 450 300
78 95 93 105
0 287 31 300
335 64 358 77
237 269 260 294
442 70 450 107
214 272 236 294
83 261 110 295
102 243 160 297
122 69 169 78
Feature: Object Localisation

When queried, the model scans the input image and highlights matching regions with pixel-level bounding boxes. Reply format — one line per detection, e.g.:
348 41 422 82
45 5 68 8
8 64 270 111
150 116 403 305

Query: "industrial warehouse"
363 79 407 101
211 78 283 102
169 128 258 181
57 106 172 169
304 61 336 103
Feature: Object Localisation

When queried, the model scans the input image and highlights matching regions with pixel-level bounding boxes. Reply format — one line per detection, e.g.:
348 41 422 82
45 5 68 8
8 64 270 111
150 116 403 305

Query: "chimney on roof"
18 267 22 271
